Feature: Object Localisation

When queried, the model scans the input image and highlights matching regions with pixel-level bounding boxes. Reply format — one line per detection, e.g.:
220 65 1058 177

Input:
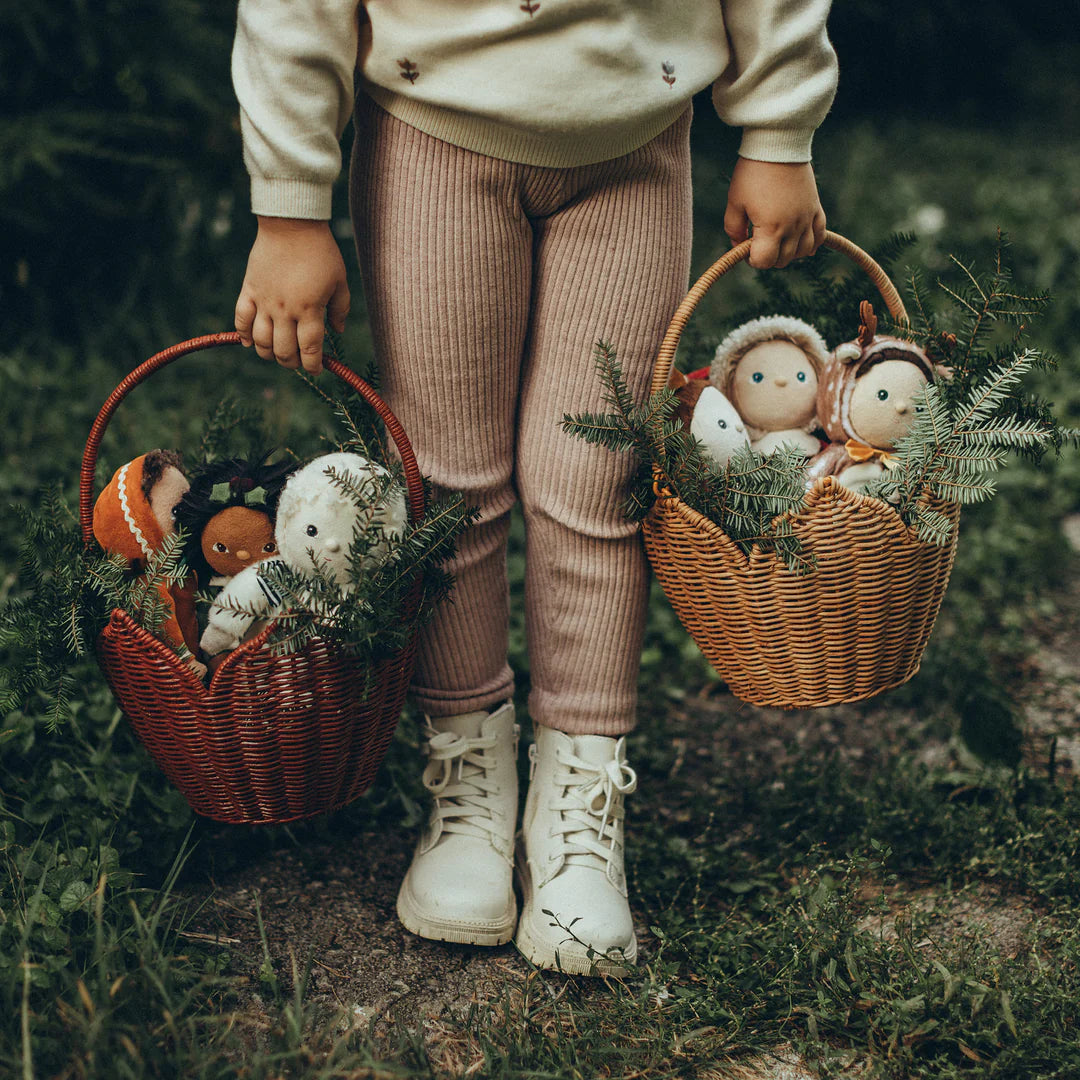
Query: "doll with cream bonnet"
711 315 829 457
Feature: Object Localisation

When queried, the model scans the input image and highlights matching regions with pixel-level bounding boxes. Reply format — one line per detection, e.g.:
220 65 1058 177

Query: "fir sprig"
866 351 1056 541
209 473 477 670
562 342 812 571
0 495 198 726
0 493 103 727
299 327 387 460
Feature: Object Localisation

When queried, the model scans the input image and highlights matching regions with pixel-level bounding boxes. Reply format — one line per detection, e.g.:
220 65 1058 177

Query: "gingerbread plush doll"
175 456 294 588
92 449 204 676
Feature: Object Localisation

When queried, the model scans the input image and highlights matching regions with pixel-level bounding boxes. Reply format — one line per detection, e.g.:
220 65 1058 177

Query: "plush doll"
710 315 829 457
688 386 751 467
808 302 943 491
92 449 205 676
175 456 294 587
199 452 409 660
667 369 752 467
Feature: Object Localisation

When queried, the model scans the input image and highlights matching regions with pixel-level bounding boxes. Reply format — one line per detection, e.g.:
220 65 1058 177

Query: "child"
231 0 837 974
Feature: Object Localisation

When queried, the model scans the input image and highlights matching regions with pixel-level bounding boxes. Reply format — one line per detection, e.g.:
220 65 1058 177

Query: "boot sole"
513 846 637 977
396 878 517 947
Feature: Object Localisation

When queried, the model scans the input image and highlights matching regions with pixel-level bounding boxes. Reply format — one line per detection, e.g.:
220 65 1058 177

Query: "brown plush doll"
175 456 293 587
92 450 204 676
808 302 943 490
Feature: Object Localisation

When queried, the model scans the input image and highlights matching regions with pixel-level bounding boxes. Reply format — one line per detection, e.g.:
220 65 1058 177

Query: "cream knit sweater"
233 0 838 220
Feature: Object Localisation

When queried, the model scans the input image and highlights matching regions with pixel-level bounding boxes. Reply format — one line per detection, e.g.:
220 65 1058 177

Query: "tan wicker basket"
642 231 960 709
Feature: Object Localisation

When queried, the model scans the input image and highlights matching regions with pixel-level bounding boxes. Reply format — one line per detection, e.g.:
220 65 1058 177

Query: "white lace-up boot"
396 701 520 945
514 724 638 975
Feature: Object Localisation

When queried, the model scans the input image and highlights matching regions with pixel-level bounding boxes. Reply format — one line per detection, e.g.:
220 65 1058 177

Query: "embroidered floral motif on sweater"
661 61 676 87
397 58 419 84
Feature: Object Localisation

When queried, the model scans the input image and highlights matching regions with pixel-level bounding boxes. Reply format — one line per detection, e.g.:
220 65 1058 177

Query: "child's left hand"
724 158 826 270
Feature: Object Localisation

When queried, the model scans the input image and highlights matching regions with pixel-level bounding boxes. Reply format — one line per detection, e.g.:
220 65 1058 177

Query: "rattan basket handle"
649 230 908 395
79 331 425 544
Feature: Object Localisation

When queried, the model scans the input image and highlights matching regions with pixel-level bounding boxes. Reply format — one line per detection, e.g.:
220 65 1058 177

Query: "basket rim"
101 604 417 698
79 331 426 545
649 230 909 397
647 474 959 571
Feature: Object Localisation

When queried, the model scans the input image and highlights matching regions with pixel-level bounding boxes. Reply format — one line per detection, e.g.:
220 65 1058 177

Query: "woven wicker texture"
81 333 424 824
643 233 959 709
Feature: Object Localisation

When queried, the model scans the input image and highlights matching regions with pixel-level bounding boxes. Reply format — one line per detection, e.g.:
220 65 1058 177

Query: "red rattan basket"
80 332 425 824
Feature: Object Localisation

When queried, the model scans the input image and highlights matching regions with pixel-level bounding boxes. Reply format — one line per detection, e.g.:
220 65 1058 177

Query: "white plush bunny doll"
199 452 408 659
688 385 751 467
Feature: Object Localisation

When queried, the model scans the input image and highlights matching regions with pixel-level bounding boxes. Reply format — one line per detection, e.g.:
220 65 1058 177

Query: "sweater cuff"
737 127 816 164
250 177 333 220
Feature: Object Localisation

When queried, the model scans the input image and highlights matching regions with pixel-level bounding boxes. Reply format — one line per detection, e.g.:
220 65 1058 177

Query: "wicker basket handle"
79 331 425 544
649 230 909 395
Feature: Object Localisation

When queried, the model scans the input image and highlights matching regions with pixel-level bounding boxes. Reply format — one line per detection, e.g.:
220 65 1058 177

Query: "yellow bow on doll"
844 439 899 469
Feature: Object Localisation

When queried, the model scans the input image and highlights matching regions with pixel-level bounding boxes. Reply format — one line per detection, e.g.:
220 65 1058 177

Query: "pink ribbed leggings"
350 95 693 736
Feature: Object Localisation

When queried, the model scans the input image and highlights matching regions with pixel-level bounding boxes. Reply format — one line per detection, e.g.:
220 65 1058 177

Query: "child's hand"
724 159 827 270
235 217 351 374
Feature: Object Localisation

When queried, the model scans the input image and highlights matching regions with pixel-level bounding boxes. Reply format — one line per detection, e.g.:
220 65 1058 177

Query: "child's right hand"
234 217 351 374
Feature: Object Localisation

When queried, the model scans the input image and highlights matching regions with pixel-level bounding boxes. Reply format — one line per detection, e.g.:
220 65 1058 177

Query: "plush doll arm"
805 442 850 484
200 563 276 658
836 460 885 495
753 429 821 457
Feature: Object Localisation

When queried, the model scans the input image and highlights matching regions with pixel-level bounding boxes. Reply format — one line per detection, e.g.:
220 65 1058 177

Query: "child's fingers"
773 234 802 269
747 227 782 269
795 225 819 260
298 316 325 375
724 205 750 245
327 280 351 335
273 318 302 370
252 311 276 361
235 293 257 347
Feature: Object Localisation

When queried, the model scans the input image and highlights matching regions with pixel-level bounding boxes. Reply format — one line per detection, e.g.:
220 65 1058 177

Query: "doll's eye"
797 371 807 382
213 542 228 553
306 524 319 537
877 389 890 401
751 372 764 384
263 542 277 553
717 419 727 429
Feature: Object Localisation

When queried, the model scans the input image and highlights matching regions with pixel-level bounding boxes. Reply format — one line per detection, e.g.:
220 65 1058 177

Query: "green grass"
3 115 1080 1078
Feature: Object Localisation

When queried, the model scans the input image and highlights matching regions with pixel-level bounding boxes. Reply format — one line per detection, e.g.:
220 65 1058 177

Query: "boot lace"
532 743 638 873
422 726 504 844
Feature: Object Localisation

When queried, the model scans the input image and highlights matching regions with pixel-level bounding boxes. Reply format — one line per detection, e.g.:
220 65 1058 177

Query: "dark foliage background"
3 1 1078 355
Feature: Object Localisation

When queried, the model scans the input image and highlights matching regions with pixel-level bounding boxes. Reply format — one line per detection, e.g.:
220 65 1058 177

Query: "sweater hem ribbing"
361 83 690 168
250 177 334 220
737 126 816 164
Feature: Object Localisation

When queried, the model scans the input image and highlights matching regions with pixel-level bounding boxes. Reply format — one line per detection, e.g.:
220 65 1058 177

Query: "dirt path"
183 528 1080 1076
